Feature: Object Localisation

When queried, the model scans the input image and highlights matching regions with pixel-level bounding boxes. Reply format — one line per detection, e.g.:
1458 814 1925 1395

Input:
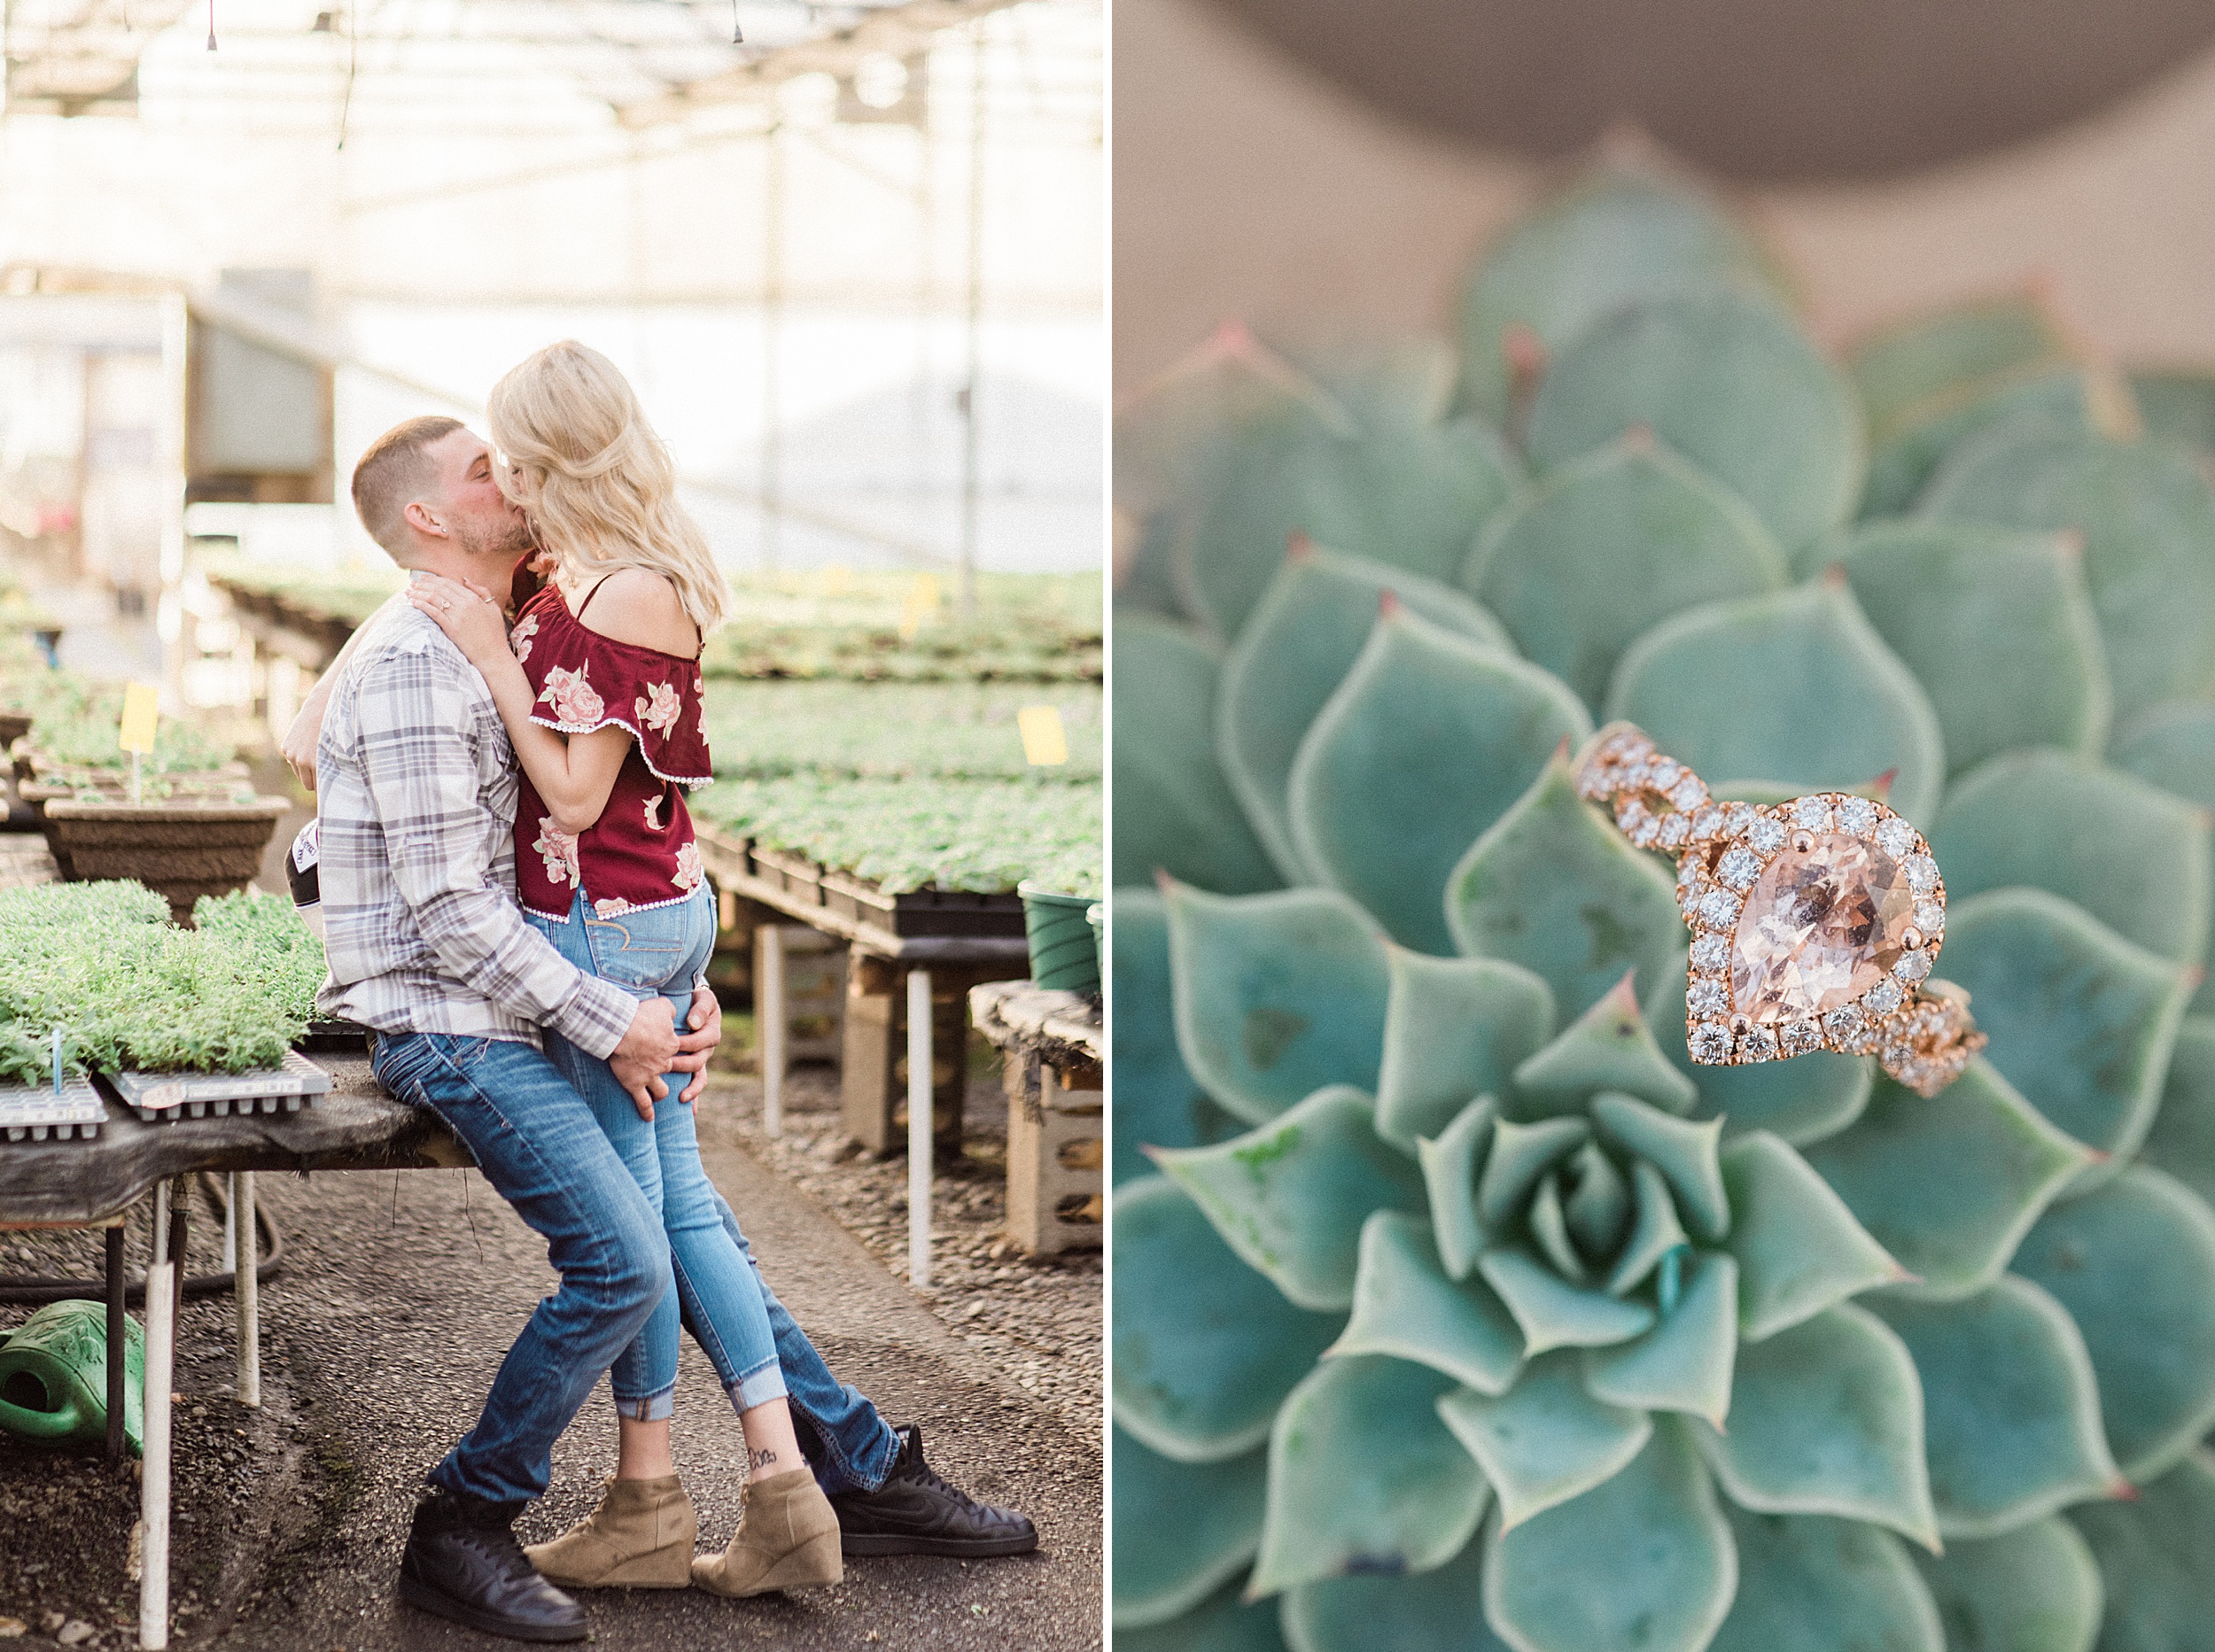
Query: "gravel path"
0 1061 1101 1649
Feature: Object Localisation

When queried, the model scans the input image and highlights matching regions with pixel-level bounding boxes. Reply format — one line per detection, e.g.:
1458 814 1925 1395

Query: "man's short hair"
350 416 465 556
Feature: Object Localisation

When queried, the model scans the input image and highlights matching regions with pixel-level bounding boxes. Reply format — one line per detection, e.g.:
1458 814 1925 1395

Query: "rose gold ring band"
1575 722 1985 1099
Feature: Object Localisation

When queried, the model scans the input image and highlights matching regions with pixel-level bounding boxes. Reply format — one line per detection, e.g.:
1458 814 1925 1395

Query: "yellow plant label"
1018 704 1069 766
898 574 942 642
118 682 159 754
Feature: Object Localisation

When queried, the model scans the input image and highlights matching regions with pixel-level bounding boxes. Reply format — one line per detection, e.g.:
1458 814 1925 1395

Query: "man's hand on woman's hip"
610 997 681 1119
671 986 722 1105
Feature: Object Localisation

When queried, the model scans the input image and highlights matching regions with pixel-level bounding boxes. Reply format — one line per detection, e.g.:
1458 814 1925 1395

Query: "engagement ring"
1576 722 1985 1097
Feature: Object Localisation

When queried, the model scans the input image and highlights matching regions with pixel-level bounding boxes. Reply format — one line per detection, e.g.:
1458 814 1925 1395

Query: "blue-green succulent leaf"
1920 423 2215 720
1512 973 1700 1119
1584 1251 1739 1426
1799 1064 2091 1303
1445 756 1687 1023
1115 888 1252 1185
2011 1164 2215 1483
1478 1116 1590 1229
1154 1085 1426 1313
1220 543 1512 883
1455 161 1788 423
1484 1423 1737 1652
1708 1508 1943 1652
1693 1303 1939 1549
1604 1161 1691 1297
1528 1172 1589 1284
1114 1429 1271 1628
1376 950 1555 1152
1287 607 1590 955
2110 702 2215 1016
2067 1451 2215 1652
1849 294 2075 445
1478 1248 1657 1355
1467 436 1788 708
1909 1517 2102 1652
1645 950 1874 1146
1330 1210 1525 1397
1591 1090 1730 1243
1526 288 1863 553
1247 1355 1490 1598
2140 1019 2215 1208
1562 1142 1632 1263
1439 1353 1653 1531
1418 1095 1496 1281
1857 370 2096 524
1166 882 1389 1126
1867 1278 2123 1539
1937 888 2195 1176
1282 1536 1512 1652
1830 521 2111 776
1931 750 2211 968
1721 1132 1904 1339
1112 1178 1347 1462
1605 578 1947 826
2131 369 2215 454
1118 1573 1293 1652
1115 617 1283 894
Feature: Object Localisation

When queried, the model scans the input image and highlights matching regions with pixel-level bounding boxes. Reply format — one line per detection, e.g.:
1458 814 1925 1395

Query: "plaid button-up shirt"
314 601 638 1057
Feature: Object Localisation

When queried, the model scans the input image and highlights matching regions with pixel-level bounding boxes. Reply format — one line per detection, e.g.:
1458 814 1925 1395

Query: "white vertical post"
233 1172 259 1408
139 1253 175 1650
907 967 933 1289
761 925 787 1136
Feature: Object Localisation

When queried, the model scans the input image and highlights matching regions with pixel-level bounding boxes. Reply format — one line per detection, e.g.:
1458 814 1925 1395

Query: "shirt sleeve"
354 642 640 1059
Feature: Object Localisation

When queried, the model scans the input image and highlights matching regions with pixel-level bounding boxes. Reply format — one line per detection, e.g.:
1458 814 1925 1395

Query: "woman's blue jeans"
526 888 786 1420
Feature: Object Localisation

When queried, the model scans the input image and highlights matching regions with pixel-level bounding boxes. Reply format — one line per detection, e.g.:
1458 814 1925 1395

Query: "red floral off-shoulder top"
508 580 713 921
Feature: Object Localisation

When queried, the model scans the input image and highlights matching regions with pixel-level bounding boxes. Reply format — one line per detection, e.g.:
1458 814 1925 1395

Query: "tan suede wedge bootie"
690 1468 843 1597
525 1474 696 1589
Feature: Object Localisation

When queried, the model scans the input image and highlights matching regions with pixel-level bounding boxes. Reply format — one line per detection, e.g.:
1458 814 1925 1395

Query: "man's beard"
456 511 536 563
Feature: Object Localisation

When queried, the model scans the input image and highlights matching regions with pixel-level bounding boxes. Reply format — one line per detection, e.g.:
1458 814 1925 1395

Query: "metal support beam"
907 966 933 1289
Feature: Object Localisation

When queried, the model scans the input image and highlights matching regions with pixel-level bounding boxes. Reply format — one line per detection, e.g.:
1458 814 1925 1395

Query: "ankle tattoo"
749 1447 780 1473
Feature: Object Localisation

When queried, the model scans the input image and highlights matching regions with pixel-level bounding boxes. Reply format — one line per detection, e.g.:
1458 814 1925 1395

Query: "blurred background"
1115 0 2215 394
0 0 1101 715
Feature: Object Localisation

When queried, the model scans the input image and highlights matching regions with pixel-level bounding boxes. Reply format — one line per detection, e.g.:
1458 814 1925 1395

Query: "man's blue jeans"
370 1030 672 1506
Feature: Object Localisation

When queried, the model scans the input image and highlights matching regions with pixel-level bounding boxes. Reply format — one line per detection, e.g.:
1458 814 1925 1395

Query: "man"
303 416 1032 1642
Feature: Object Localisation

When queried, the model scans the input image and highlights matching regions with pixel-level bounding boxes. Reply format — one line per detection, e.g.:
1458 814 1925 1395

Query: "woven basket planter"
42 796 289 921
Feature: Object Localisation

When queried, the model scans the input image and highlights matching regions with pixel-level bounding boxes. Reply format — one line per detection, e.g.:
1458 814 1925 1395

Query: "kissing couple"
286 339 1034 1641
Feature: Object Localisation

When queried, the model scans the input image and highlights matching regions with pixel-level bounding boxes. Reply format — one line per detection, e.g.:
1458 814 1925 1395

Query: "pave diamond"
1865 979 1905 1016
1671 776 1708 812
1739 1026 1779 1062
1691 807 1727 840
1746 817 1788 855
1651 759 1683 790
1895 950 1933 984
1688 978 1729 1018
1717 847 1761 891
1837 797 1878 835
1904 855 1939 896
1721 803 1758 839
1875 818 1917 858
1659 813 1691 849
1823 1004 1864 1043
1781 1019 1823 1056
1914 901 1946 936
1729 829 1916 1023
1698 889 1743 931
1690 935 1731 973
1690 1022 1732 1064
1792 796 1835 832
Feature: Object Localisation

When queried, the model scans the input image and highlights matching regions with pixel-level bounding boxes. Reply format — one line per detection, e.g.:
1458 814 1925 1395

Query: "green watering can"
0 1300 144 1455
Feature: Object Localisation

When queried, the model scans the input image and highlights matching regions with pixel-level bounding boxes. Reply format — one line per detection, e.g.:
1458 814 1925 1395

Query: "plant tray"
0 1080 105 1142
102 1049 330 1123
296 1019 373 1053
750 846 826 906
819 869 1028 939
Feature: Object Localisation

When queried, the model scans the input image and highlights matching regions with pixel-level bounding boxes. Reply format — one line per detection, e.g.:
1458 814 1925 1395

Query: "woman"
408 339 840 1598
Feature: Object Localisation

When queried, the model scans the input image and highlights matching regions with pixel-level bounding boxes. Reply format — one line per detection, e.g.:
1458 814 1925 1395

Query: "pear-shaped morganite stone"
1731 832 1916 1023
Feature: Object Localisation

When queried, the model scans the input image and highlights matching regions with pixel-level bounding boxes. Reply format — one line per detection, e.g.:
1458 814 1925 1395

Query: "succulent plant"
1111 159 2215 1652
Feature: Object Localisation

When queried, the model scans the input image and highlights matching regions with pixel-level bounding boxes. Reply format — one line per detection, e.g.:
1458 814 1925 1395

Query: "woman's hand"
408 573 513 668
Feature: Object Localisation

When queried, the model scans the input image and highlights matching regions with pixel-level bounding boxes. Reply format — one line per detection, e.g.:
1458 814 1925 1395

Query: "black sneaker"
830 1424 1039 1557
399 1486 588 1643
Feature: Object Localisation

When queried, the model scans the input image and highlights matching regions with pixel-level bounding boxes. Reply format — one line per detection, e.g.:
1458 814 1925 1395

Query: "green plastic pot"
1018 880 1100 992
0 1299 144 1455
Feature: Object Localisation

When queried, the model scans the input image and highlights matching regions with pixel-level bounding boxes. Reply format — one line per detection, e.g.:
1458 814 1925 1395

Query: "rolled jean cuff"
614 1382 677 1423
730 1359 789 1413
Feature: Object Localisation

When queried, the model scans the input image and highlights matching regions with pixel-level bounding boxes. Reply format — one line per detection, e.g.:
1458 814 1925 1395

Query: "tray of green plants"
701 570 1101 683
201 557 404 632
1 666 237 784
699 682 1103 783
0 884 332 1128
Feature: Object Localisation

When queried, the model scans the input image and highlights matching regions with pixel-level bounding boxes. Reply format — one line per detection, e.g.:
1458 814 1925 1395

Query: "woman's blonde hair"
487 340 727 632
